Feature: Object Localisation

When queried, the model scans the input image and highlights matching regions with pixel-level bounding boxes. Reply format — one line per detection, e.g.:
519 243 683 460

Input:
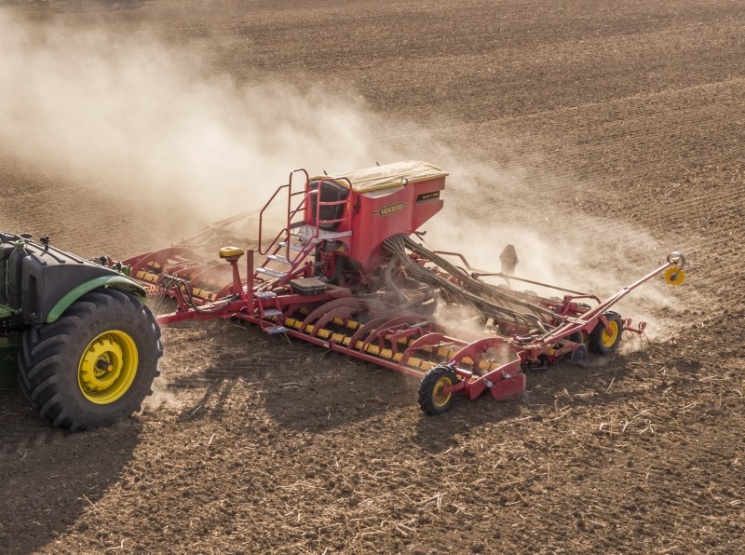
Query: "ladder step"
289 224 314 238
278 241 305 252
254 291 277 299
267 254 291 264
290 224 352 241
256 268 287 278
263 325 288 335
262 309 283 317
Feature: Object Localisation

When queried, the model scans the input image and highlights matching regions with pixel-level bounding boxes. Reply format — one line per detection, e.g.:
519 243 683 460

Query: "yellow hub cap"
78 331 138 404
432 376 453 408
663 266 686 286
601 320 620 348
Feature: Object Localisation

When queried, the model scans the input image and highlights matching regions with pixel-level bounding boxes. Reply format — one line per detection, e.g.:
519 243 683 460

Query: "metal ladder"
254 170 352 289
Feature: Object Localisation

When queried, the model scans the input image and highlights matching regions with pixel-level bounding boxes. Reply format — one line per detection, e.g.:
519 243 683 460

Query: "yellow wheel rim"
601 320 620 348
663 267 686 286
78 331 138 404
432 376 453 408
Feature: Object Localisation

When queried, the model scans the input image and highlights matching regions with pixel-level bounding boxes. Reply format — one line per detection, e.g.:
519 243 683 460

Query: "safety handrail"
258 169 309 257
314 177 353 225
257 173 354 274
304 178 353 246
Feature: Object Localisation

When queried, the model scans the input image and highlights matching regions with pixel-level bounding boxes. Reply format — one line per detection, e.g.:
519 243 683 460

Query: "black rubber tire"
17 288 162 431
570 344 589 364
588 312 624 355
17 336 41 413
418 365 459 415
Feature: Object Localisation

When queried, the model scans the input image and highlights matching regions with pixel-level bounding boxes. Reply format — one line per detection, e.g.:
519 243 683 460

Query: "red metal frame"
151 231 685 405
117 162 686 412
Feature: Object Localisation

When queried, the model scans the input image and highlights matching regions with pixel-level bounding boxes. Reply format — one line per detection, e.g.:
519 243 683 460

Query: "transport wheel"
570 344 588 364
418 365 459 415
588 312 623 355
18 289 162 431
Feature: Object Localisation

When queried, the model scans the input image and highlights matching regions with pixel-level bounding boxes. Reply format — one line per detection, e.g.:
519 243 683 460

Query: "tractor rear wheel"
418 365 459 415
18 288 162 431
588 312 623 355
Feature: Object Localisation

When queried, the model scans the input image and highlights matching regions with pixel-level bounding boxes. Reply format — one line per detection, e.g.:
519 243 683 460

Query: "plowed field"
1 1 743 554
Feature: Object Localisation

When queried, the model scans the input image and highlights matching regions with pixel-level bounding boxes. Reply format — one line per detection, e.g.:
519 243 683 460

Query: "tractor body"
0 232 162 429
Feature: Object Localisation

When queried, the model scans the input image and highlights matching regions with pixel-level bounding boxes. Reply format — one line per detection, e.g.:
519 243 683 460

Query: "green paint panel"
0 304 15 318
0 334 21 388
47 276 147 323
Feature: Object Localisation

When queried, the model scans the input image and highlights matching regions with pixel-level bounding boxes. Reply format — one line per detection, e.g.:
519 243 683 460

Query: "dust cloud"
0 11 396 231
422 158 693 342
140 374 178 412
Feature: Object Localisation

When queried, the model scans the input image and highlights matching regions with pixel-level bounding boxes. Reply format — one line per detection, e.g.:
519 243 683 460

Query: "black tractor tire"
588 312 624 355
18 288 162 431
418 365 459 415
17 355 41 413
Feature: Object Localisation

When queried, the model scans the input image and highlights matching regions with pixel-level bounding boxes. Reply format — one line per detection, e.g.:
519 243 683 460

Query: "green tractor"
0 232 162 431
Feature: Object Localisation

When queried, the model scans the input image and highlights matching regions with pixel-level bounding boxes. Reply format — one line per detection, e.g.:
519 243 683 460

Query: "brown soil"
1 1 744 554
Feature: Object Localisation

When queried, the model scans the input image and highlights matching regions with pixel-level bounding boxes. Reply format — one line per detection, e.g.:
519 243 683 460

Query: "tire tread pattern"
588 311 624 355
418 365 459 416
17 288 162 431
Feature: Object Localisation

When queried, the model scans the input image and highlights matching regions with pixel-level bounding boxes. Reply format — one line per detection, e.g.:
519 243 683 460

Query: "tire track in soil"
0 392 64 458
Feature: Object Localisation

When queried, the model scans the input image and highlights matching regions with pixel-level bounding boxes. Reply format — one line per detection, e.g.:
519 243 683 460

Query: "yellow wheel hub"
432 376 453 408
664 266 686 286
601 320 620 348
78 331 138 404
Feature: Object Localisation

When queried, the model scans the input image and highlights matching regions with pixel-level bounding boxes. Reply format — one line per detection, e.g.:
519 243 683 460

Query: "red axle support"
538 252 686 347
489 373 527 401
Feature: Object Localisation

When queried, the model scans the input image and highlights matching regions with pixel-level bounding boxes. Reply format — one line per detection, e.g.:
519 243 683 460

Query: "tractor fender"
46 276 148 323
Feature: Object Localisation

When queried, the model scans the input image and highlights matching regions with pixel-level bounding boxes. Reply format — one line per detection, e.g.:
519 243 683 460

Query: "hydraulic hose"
383 234 554 329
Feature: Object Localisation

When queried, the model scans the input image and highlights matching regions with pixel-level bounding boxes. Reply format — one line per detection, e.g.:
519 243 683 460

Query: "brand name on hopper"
374 202 407 216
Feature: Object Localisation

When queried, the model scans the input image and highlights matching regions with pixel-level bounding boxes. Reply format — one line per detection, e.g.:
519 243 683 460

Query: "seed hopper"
117 161 686 414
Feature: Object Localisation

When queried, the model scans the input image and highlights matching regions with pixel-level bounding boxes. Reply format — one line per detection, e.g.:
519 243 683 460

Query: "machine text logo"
416 191 440 202
374 202 407 216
